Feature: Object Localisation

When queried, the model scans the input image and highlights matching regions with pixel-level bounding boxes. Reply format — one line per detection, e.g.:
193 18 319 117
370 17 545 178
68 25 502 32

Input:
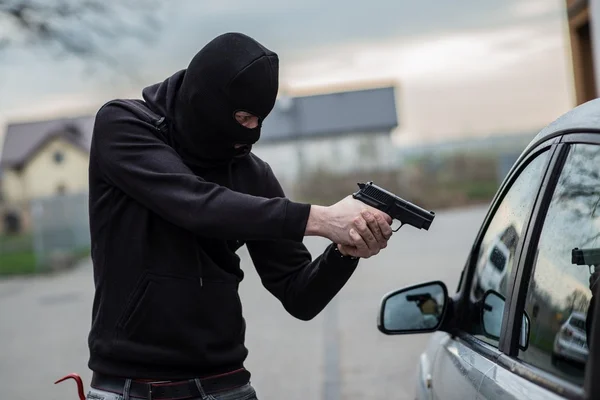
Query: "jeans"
85 381 258 400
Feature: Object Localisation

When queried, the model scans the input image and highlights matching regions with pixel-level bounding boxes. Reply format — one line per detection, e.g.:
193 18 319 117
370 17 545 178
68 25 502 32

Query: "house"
252 85 399 188
0 85 399 205
0 115 95 206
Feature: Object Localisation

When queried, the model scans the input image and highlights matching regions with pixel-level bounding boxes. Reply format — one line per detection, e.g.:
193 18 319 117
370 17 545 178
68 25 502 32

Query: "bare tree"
555 145 600 247
0 0 162 75
564 288 591 314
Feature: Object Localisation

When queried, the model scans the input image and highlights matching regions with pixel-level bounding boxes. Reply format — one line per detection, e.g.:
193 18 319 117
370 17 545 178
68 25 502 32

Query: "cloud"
0 0 572 151
281 21 571 146
283 21 565 87
510 0 563 18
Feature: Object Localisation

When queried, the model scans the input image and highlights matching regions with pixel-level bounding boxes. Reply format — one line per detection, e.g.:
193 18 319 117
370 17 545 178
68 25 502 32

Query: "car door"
428 139 559 400
477 135 600 400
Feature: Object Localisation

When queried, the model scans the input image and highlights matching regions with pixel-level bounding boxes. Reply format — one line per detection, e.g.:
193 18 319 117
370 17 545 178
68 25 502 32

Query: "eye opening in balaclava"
173 32 279 167
232 109 262 131
231 109 263 158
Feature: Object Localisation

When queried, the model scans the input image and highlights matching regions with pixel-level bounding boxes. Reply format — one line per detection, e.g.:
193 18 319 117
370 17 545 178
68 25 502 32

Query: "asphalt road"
0 205 488 400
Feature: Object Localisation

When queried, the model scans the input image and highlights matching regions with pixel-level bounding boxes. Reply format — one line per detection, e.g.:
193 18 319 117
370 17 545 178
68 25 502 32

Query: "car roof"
524 98 600 153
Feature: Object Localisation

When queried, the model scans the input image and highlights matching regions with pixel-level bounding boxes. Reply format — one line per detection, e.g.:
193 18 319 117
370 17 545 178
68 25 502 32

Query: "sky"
0 0 576 150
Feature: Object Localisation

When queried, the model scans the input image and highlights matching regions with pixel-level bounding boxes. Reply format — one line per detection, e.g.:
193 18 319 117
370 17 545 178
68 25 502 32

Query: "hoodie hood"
142 32 279 167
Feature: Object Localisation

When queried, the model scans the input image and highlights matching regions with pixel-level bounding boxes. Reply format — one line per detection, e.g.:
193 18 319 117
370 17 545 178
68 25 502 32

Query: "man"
85 32 393 400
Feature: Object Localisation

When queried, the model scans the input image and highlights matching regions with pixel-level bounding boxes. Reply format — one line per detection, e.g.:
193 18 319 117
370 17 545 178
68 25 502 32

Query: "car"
376 98 600 400
473 235 511 298
552 312 589 366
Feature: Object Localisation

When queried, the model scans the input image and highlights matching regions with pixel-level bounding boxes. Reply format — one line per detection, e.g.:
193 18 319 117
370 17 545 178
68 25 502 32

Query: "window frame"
497 133 600 399
452 132 600 399
53 150 65 164
454 137 559 336
450 135 583 391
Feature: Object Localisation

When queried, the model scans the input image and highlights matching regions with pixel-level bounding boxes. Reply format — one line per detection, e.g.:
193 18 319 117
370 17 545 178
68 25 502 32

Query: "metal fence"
0 191 90 274
30 191 91 271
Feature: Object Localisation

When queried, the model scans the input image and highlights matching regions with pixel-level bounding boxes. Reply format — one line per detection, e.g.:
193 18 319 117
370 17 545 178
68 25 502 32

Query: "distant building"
565 0 599 104
0 85 398 205
0 116 94 206
252 86 399 188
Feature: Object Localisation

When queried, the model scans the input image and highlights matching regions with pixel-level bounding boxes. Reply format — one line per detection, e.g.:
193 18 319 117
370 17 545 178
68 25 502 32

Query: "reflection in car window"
490 246 508 272
518 144 600 387
465 150 550 347
569 316 586 332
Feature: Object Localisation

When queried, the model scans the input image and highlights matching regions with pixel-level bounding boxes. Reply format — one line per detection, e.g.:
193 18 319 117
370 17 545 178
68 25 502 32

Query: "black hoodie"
87 32 359 380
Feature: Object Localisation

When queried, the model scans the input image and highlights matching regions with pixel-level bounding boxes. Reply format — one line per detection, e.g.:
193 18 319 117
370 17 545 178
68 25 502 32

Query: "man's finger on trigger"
374 210 392 225
377 216 393 239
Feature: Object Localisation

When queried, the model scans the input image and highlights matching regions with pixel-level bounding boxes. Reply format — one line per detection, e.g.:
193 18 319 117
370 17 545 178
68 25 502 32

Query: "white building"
252 86 399 189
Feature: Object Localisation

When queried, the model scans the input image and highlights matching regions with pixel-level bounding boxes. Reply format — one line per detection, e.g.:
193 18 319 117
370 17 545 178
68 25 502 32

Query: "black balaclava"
172 32 279 167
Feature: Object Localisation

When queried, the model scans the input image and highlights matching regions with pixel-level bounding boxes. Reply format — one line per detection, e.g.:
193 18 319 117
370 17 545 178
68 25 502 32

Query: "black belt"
91 369 250 399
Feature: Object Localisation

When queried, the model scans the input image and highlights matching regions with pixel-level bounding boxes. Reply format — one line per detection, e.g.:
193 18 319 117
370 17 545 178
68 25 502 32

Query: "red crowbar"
55 373 86 400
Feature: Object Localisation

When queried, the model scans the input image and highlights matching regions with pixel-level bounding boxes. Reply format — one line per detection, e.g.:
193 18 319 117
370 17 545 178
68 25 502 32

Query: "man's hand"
419 298 438 315
306 196 393 258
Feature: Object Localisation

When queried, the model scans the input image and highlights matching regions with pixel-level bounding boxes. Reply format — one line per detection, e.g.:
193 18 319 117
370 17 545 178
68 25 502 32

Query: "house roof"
0 86 398 168
260 86 398 142
1 115 95 169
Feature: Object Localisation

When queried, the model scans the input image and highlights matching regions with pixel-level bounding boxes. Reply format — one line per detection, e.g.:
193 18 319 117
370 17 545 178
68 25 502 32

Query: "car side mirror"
482 290 530 350
378 281 449 335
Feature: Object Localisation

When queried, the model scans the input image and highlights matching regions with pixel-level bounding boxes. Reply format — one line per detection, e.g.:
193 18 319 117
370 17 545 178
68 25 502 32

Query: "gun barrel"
353 181 436 230
392 198 435 230
406 293 432 302
572 247 600 266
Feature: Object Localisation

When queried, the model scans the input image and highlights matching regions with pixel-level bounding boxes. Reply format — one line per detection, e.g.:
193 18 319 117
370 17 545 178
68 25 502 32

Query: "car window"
518 143 600 386
569 315 586 331
464 149 550 347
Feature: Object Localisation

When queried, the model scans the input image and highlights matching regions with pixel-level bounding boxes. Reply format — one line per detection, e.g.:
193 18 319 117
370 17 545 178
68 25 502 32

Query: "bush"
0 252 37 275
0 233 91 276
293 153 500 210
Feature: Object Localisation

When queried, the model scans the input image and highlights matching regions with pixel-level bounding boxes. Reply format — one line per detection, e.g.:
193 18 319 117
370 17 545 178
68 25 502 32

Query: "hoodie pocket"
116 271 155 332
115 272 244 359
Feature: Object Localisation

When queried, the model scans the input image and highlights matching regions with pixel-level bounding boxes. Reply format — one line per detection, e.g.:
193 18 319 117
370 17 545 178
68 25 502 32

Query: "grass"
0 233 36 275
0 233 34 252
529 328 556 353
73 246 92 260
0 233 91 276
0 251 37 275
442 181 499 201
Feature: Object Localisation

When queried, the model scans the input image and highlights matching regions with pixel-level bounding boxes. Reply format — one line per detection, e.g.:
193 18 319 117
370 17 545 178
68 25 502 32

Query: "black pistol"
352 181 435 231
572 247 600 274
406 293 433 306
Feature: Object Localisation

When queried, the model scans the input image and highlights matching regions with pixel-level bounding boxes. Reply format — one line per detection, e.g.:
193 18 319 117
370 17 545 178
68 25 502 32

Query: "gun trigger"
392 223 404 232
